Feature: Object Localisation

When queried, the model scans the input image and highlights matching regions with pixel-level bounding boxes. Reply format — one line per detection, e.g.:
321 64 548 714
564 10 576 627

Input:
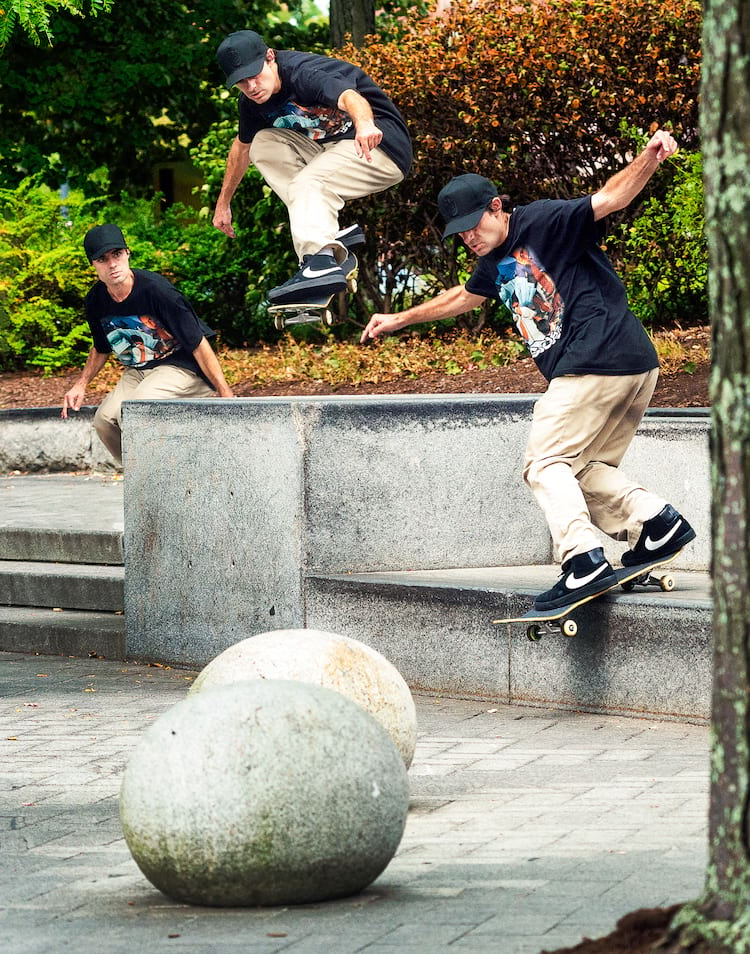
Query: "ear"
266 49 276 64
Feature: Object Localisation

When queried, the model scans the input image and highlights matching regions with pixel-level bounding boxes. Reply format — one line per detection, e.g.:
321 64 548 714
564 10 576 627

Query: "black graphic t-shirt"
466 197 658 381
85 270 215 383
237 50 412 176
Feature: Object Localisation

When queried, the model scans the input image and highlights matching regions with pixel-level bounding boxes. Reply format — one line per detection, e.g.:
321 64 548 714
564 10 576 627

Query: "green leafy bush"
616 151 707 326
0 179 94 369
0 174 282 371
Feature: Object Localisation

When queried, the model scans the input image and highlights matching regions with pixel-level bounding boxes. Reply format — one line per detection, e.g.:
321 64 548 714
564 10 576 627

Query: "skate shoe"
336 224 365 250
534 547 617 611
268 253 347 305
621 505 696 567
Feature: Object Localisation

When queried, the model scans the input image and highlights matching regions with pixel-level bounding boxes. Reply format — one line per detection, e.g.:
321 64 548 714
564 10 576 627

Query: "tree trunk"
665 0 750 948
329 0 375 48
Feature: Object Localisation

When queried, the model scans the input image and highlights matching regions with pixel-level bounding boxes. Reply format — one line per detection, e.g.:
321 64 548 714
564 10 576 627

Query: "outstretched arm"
591 130 678 222
360 285 486 343
212 137 252 238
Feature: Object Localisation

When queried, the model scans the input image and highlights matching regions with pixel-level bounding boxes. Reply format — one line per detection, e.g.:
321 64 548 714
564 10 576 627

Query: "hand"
360 312 403 343
212 204 236 238
646 130 678 163
353 120 383 162
61 382 86 419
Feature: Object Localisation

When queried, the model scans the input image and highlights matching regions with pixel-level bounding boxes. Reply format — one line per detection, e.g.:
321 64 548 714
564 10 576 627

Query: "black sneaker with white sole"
268 253 347 305
336 224 365 250
621 504 696 567
534 547 617 611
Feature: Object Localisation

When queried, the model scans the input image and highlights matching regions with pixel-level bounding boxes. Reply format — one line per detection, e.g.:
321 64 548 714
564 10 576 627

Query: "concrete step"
305 565 713 723
0 474 124 564
0 606 125 658
0 560 124 611
0 527 123 564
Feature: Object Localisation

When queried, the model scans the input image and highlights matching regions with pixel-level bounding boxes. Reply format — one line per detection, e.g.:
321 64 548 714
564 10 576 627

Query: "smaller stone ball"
190 629 417 768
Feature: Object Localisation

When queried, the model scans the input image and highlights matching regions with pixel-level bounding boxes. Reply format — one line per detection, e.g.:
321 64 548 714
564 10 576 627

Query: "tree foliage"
0 0 328 196
0 0 707 365
337 0 702 323
0 0 111 49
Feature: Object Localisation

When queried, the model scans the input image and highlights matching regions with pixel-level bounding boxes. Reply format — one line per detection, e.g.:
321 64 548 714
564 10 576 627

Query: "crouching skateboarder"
361 129 696 610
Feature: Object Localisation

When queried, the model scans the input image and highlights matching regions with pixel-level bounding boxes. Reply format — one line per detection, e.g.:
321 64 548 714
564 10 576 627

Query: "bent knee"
524 455 573 491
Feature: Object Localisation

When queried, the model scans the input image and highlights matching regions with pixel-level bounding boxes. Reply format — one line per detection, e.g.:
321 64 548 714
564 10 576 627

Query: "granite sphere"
189 629 417 768
120 680 409 906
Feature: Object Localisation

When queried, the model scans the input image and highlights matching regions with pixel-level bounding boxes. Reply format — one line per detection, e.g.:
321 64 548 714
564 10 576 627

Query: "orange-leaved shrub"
340 0 702 326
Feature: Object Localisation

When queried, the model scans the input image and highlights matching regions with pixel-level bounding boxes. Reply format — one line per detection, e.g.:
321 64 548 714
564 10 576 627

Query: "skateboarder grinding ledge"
361 129 695 611
213 29 412 305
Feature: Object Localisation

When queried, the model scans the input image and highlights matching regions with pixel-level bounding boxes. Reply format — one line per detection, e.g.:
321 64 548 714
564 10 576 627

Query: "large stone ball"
120 680 409 907
189 629 417 768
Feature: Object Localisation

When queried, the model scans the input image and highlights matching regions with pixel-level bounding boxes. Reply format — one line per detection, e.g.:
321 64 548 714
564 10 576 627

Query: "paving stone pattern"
1 652 709 954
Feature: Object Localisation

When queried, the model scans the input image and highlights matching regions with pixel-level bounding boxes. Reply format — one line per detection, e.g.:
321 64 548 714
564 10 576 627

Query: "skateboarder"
361 129 695 610
61 224 234 466
213 29 412 304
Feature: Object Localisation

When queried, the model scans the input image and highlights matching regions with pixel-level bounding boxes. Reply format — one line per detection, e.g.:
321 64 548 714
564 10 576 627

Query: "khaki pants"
249 129 404 261
523 369 666 564
94 366 214 466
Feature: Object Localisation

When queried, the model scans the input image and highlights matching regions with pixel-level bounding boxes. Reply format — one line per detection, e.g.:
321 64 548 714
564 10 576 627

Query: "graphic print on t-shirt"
496 248 564 358
269 101 353 141
102 314 177 367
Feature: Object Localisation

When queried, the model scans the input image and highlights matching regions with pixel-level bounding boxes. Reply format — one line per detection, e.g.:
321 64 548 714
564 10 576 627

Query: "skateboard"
268 254 358 330
492 548 684 642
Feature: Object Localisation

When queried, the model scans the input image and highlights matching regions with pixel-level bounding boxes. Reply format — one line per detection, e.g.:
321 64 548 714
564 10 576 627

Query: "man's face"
235 52 281 104
458 203 508 257
92 248 130 284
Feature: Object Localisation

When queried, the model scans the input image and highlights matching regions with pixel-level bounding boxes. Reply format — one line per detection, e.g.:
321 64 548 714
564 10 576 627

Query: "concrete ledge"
306 567 712 721
0 406 117 474
123 396 710 678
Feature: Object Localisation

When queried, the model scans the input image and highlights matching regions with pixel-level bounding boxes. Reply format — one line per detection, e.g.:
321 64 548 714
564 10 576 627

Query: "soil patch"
0 354 710 411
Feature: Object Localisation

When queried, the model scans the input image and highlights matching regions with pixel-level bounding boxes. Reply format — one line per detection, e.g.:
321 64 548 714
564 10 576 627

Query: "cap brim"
441 208 486 240
225 59 266 88
88 242 126 262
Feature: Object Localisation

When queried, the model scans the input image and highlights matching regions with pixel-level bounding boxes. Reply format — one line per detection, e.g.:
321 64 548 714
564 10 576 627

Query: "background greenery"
0 0 706 372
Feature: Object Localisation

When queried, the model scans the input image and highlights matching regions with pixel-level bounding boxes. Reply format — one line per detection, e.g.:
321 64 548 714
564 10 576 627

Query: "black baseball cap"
217 30 269 88
438 174 500 239
83 224 128 262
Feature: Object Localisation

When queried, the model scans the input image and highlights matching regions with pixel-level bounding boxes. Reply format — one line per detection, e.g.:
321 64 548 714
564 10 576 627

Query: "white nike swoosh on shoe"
565 563 611 590
644 520 682 551
301 265 342 279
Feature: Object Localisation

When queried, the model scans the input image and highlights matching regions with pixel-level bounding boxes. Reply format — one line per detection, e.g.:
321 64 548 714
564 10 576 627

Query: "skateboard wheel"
348 277 358 293
561 618 578 638
273 315 285 331
323 309 334 326
621 579 636 592
659 574 675 592
526 625 543 642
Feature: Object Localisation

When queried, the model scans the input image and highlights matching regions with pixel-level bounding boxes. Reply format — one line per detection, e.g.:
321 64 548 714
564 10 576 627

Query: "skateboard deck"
268 254 358 330
492 548 684 641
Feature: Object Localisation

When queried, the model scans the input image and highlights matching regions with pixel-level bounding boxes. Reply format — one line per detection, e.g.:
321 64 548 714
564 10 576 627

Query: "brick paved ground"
1 651 709 954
